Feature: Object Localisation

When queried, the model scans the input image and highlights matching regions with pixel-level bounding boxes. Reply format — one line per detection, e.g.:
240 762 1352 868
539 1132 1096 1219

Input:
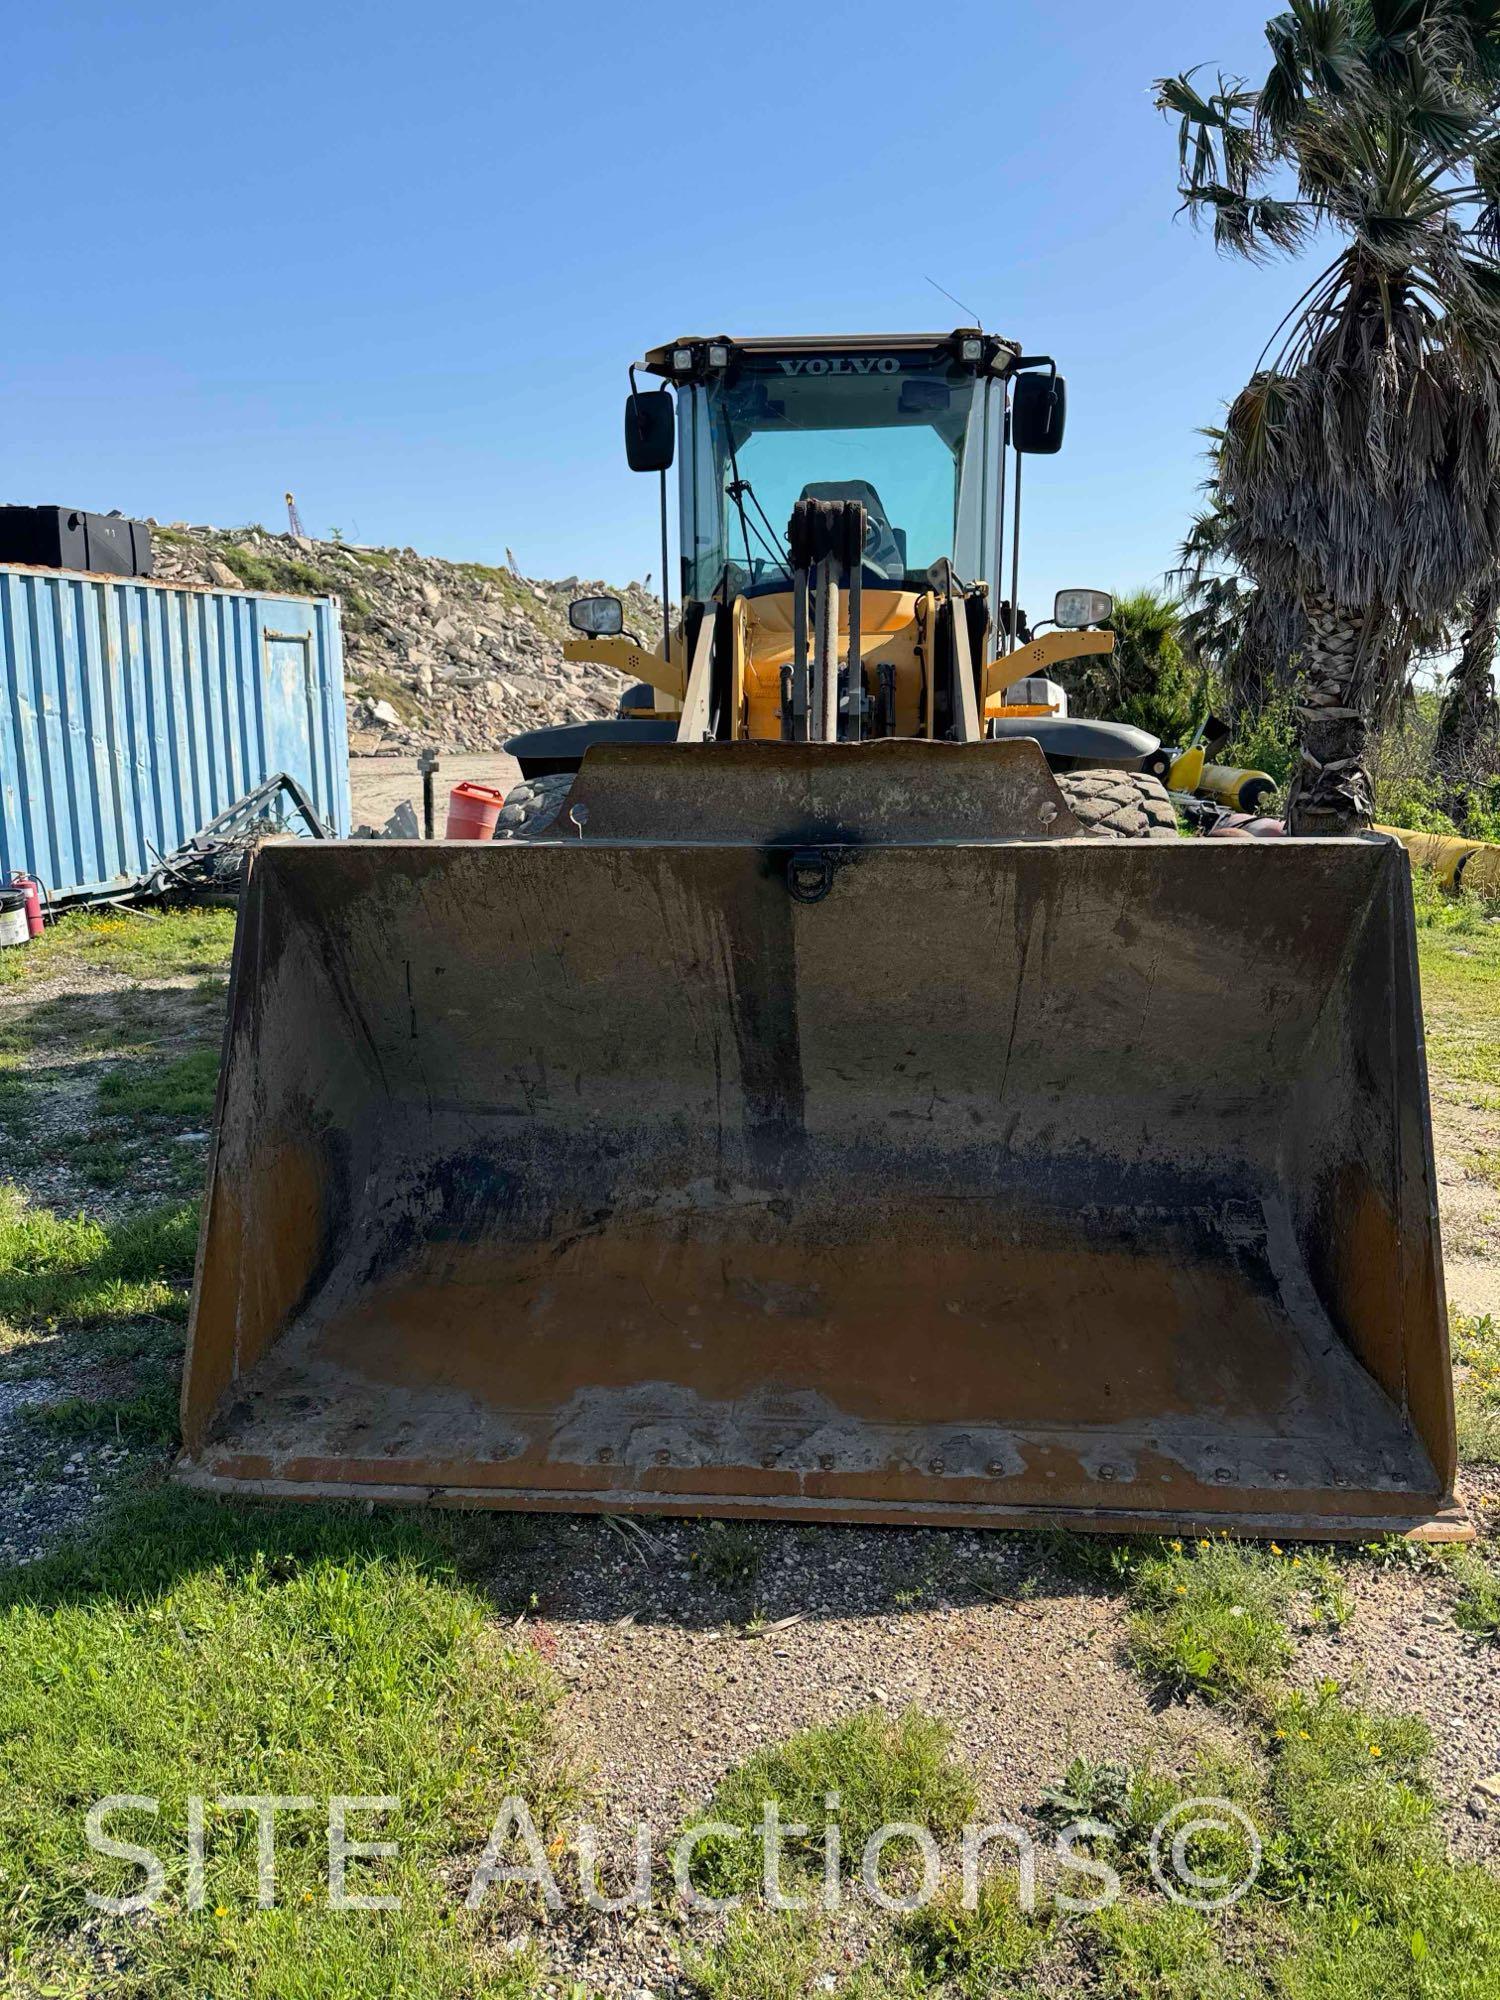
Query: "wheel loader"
178 328 1467 1542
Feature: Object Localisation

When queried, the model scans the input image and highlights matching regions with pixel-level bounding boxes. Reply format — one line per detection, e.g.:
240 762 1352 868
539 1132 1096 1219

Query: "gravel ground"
349 749 521 833
1293 1473 1500 1867
470 1515 1246 1996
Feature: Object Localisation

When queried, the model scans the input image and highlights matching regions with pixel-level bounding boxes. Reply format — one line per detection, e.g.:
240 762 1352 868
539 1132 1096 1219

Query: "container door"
262 626 325 815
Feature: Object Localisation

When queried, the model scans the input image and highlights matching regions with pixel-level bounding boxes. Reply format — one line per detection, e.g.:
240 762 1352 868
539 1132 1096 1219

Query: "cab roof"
641 329 1020 378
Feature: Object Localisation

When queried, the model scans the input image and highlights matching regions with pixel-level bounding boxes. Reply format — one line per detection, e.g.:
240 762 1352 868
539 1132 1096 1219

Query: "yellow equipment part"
1197 765 1279 814
569 603 1118 739
178 741 1467 1544
982 629 1115 703
1168 745 1207 794
1377 825 1500 896
562 632 687 703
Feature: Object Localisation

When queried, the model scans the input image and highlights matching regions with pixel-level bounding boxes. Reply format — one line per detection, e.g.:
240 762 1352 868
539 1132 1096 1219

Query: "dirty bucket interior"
180 784 1459 1540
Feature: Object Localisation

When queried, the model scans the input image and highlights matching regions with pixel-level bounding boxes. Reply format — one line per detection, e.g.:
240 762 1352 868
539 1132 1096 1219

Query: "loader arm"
983 628 1115 706
563 633 687 703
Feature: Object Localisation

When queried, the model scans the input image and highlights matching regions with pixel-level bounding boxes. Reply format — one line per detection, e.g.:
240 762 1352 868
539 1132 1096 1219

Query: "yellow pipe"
1376 825 1500 894
1197 764 1278 813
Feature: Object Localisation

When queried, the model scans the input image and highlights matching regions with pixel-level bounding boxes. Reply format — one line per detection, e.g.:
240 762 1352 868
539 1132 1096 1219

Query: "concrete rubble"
151 521 661 753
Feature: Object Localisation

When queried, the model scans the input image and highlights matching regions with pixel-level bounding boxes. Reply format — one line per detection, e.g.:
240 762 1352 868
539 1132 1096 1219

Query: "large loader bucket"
179 741 1465 1540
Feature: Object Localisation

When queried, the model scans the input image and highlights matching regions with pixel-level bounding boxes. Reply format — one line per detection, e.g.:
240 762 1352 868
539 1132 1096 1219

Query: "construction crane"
285 492 306 540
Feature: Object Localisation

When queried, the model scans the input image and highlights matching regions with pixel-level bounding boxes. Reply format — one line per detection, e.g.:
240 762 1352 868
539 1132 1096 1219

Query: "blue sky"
2 1 1311 613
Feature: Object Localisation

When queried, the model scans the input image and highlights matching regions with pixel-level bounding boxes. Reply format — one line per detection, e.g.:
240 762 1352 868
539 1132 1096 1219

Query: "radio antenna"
924 276 983 331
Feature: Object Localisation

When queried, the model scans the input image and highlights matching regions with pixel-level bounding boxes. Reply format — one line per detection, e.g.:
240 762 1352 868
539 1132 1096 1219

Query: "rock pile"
149 522 661 752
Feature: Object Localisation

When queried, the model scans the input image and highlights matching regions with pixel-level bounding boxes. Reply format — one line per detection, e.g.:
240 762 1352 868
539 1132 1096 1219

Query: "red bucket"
444 781 507 841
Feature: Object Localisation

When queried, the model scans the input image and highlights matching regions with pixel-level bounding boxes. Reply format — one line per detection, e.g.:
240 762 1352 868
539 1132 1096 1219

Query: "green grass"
351 666 422 724
1253 1684 1500 1997
0 1486 567 1997
681 1707 977 1903
0 1069 34 1142
1413 875 1500 1092
898 1877 1050 1997
0 987 184 1063
1447 1547 1500 1642
0 1185 198 1338
1085 1902 1258 2000
216 544 340 600
0 908 235 991
23 1367 181 1449
1452 1310 1500 1464
98 1047 219 1123
54 1132 132 1188
682 1908 825 1999
682 1911 927 1999
1099 1544 1500 1998
1128 1538 1346 1706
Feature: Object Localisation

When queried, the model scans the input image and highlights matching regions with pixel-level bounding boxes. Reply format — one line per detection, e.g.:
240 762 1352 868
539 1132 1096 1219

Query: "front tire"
1057 771 1179 839
493 774 574 839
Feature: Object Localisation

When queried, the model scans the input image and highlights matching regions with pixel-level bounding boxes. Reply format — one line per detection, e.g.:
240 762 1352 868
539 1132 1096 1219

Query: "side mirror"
569 595 623 637
1012 372 1067 455
1054 588 1113 629
624 388 675 473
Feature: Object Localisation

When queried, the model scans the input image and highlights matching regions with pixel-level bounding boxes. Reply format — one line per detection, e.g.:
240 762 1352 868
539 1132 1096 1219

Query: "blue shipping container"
0 565 349 902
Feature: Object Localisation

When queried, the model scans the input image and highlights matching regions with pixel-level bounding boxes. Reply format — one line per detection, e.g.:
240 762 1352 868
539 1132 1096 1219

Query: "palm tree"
1436 580 1500 792
1158 1 1500 833
1175 452 1304 713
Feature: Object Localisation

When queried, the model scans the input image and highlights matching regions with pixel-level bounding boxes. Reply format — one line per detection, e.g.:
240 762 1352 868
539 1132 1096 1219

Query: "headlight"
1054 588 1113 629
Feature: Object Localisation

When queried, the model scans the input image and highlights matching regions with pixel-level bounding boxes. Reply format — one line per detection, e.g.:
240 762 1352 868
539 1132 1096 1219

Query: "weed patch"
53 1132 132 1188
216 543 338 599
1452 1310 1500 1464
682 1908 824 1998
1128 1539 1344 1705
682 1707 976 1901
899 1876 1050 1996
1105 1540 1500 1997
689 1520 761 1591
1447 1547 1500 1641
23 1367 180 1449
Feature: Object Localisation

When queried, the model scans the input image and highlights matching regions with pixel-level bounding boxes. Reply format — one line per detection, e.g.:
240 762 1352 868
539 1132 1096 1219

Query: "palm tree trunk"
1285 593 1376 837
1436 584 1500 807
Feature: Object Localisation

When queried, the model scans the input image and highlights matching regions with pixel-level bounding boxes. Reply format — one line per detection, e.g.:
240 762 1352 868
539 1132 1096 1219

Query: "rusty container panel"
0 564 348 902
178 754 1461 1540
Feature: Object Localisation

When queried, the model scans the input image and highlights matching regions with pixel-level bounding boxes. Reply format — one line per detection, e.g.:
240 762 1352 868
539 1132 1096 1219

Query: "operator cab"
513 330 1149 776
644 330 1020 603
